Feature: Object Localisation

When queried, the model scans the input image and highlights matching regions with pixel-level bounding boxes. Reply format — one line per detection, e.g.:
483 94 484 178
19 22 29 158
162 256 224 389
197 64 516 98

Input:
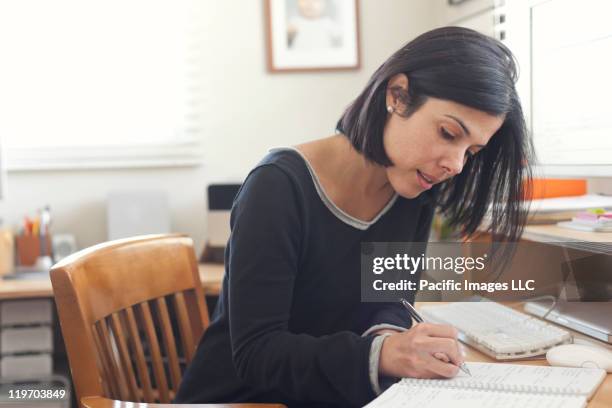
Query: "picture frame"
264 0 361 72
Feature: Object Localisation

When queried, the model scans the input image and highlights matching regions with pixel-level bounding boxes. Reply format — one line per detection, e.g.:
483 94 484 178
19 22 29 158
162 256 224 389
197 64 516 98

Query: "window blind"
0 0 204 170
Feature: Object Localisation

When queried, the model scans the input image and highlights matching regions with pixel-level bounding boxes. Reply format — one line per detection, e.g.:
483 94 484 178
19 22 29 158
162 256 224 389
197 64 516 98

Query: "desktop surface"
0 263 225 300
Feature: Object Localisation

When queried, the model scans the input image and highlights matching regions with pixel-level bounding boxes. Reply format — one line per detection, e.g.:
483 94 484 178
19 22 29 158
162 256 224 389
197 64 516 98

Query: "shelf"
522 225 612 254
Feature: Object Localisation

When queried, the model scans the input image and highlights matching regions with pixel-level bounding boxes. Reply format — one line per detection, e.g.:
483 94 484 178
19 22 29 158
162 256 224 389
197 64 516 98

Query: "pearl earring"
387 105 394 113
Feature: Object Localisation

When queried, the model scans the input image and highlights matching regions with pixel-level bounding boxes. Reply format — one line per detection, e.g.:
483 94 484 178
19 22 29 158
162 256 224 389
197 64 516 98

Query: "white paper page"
424 363 605 397
364 383 586 408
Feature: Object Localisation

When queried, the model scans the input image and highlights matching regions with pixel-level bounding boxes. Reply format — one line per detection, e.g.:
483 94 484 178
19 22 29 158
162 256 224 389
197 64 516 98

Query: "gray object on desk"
107 191 171 240
524 301 612 344
525 251 612 344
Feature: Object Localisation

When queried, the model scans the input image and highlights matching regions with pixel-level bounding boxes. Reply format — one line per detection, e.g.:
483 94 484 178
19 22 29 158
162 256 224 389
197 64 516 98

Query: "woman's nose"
439 149 465 176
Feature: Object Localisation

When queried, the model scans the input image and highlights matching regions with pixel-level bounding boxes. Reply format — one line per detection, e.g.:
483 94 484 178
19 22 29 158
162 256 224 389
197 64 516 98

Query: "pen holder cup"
16 235 52 266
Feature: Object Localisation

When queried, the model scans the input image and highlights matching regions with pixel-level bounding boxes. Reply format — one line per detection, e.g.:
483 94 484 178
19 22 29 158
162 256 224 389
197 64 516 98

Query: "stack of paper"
558 210 612 232
527 194 612 225
482 195 612 226
528 195 612 213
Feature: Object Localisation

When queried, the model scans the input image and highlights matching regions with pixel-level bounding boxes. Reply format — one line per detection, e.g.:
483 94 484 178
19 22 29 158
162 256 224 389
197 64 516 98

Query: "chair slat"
96 318 129 400
92 326 118 398
155 297 182 391
110 312 140 401
172 292 195 363
138 301 170 403
184 289 209 341
123 306 155 402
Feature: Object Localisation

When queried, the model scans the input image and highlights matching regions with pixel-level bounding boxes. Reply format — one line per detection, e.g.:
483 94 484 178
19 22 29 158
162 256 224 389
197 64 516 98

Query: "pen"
40 206 51 256
399 298 472 376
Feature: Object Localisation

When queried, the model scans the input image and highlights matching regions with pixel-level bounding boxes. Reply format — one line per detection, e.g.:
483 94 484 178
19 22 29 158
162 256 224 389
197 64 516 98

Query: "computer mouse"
547 344 612 372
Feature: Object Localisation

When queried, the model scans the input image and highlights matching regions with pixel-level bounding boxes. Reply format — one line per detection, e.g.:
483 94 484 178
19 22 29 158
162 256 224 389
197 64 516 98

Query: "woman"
176 27 531 407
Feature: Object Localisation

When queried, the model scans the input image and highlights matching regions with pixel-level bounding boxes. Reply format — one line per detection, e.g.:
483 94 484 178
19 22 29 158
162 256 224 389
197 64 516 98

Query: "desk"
198 263 225 296
82 396 285 408
0 278 53 300
0 263 225 300
416 302 612 408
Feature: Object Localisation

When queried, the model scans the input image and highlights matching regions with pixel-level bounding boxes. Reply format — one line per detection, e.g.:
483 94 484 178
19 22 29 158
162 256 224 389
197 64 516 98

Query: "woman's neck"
296 134 394 199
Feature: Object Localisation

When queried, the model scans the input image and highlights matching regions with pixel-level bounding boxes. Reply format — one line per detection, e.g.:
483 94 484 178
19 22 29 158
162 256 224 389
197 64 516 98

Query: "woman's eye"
440 127 455 141
441 127 477 159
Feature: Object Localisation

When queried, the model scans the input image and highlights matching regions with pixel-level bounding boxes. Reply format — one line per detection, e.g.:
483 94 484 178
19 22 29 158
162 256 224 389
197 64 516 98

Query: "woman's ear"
386 73 410 114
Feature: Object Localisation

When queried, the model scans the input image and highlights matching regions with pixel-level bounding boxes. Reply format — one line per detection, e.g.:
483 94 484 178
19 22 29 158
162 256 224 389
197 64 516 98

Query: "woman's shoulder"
250 147 311 186
260 147 306 169
236 148 312 202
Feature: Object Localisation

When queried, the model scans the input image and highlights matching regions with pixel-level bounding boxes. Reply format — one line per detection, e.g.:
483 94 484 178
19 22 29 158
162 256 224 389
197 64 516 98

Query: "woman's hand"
378 322 465 379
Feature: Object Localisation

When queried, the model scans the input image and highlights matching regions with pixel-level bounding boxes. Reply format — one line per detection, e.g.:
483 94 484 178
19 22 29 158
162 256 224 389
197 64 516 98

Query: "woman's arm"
228 165 376 406
362 195 440 393
366 195 437 329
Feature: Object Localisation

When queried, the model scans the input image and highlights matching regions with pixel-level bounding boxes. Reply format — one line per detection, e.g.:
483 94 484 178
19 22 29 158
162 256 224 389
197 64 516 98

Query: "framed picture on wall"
264 0 360 72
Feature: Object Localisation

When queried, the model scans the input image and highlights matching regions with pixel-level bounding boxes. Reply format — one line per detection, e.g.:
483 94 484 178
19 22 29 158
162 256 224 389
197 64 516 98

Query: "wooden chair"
51 234 284 408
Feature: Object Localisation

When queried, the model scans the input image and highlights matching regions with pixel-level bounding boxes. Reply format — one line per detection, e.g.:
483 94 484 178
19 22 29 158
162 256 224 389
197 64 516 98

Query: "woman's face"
383 75 504 199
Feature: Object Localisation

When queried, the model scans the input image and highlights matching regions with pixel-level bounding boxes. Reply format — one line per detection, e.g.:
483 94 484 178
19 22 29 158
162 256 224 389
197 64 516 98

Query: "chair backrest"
51 234 209 406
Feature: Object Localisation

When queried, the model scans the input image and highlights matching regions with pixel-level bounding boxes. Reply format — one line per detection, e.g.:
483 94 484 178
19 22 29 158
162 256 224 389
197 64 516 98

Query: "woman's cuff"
367 333 392 395
362 323 407 337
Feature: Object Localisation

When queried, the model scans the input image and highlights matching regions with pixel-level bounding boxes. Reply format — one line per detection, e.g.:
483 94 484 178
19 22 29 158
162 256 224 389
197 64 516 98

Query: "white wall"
0 0 435 254
587 178 612 195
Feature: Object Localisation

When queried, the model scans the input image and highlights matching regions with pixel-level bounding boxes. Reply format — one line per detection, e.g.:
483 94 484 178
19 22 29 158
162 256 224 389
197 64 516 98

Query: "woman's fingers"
417 322 458 339
425 337 464 366
424 353 460 378
433 351 449 362
378 323 466 379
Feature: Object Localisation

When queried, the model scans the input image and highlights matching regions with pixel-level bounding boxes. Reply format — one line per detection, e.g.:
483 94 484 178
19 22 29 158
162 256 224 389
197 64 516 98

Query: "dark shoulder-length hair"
336 26 533 242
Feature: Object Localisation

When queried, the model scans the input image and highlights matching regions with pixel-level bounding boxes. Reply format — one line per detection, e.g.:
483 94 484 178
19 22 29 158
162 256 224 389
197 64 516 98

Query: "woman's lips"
417 170 433 190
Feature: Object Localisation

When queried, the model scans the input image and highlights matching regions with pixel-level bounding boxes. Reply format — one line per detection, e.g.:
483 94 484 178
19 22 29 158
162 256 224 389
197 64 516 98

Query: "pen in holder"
17 207 54 269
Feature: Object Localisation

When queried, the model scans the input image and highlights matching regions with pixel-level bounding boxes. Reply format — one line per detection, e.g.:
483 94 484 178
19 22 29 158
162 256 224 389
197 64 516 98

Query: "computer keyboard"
420 301 573 360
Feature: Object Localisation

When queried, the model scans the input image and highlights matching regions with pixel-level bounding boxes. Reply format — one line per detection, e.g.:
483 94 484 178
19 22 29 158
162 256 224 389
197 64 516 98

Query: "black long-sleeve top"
175 148 436 407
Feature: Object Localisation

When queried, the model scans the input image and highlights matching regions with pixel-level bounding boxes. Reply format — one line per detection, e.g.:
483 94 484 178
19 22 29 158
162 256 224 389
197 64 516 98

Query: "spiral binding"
398 378 583 396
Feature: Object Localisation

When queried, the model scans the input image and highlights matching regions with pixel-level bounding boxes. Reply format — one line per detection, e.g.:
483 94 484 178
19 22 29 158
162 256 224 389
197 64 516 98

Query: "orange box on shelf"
523 178 586 200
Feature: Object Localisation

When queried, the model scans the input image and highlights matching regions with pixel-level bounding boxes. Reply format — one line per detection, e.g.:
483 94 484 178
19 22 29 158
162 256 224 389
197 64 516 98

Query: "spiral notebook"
364 362 606 408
